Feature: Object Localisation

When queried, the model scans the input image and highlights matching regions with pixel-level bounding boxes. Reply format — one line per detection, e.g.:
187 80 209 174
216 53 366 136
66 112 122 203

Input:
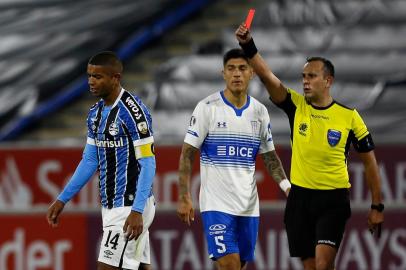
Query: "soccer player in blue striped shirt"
47 51 155 270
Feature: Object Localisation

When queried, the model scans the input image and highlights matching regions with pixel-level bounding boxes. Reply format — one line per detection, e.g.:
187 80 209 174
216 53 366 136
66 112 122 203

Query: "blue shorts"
201 211 259 262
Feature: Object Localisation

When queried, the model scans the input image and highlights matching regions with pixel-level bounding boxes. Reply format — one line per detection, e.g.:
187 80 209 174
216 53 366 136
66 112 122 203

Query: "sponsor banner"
0 146 405 209
0 148 100 210
1 210 404 270
149 210 406 270
0 214 89 270
347 146 406 205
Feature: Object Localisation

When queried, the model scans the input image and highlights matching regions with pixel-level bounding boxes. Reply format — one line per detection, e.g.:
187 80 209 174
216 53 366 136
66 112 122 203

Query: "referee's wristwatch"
371 203 384 212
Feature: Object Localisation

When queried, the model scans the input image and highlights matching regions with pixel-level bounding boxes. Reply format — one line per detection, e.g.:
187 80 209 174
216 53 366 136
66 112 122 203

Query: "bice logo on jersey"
217 145 253 157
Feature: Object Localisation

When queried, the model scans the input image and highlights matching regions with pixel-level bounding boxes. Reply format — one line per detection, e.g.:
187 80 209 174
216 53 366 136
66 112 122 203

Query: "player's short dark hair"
88 51 123 73
223 48 249 66
306 56 335 78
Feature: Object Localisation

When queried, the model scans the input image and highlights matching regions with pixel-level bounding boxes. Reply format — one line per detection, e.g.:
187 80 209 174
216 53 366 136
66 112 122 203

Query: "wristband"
371 203 384 212
239 38 258 58
279 179 291 192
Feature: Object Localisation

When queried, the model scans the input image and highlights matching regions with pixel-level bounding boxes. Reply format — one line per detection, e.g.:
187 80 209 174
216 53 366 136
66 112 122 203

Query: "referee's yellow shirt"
280 89 370 190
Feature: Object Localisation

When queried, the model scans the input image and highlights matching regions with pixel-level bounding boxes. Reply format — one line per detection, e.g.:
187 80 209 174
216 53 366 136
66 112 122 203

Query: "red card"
245 9 255 29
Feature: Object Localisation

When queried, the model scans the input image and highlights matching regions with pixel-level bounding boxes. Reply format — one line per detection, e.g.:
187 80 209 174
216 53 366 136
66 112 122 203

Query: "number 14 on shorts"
104 230 120 250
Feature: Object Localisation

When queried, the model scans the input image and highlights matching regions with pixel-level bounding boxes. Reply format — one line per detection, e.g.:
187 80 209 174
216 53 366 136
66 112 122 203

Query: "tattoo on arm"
261 150 287 183
178 143 198 196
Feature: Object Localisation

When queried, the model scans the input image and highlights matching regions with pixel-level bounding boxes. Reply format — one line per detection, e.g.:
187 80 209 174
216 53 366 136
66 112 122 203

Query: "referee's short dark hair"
88 51 123 73
223 48 249 66
306 56 335 78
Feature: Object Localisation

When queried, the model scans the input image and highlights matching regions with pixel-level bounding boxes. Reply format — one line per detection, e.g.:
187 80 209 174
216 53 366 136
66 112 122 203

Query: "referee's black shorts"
284 184 351 259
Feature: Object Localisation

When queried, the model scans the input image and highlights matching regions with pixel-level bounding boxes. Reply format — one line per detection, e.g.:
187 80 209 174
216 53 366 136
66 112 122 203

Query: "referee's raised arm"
235 23 288 104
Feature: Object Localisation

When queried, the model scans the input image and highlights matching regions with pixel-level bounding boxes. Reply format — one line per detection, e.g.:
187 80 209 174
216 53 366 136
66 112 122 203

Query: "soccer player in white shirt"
177 48 290 270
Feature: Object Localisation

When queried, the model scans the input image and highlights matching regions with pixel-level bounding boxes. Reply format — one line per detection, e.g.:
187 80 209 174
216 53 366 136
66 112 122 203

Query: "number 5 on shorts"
215 235 226 253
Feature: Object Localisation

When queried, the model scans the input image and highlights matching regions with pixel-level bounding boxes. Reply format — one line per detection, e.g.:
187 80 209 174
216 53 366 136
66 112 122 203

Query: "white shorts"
98 195 155 269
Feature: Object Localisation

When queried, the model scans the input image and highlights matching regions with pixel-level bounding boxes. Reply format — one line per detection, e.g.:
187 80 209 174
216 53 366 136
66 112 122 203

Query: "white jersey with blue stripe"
87 88 154 209
184 91 275 216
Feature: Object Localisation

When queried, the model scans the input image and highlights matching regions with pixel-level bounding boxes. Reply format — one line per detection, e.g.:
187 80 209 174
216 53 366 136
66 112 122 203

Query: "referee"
236 24 384 270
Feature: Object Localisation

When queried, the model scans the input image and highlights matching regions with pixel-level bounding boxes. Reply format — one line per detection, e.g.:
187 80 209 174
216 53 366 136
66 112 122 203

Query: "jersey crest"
108 122 119 136
327 129 341 147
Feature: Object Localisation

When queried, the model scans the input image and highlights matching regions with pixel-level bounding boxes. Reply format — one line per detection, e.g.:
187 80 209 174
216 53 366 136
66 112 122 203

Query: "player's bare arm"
46 200 65 228
235 23 288 104
261 150 290 196
358 151 384 234
177 143 198 225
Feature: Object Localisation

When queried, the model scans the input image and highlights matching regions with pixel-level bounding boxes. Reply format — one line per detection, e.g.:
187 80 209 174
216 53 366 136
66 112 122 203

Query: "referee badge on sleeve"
327 129 341 147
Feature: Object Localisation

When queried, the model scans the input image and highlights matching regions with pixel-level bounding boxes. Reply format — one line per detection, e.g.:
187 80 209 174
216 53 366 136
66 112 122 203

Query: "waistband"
291 184 349 194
